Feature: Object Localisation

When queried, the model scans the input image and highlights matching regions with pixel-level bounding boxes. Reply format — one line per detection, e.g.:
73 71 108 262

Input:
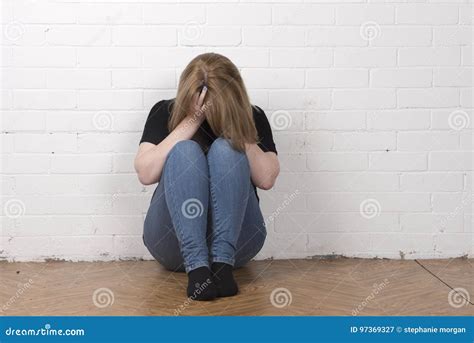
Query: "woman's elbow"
137 171 154 186
136 167 161 185
257 165 280 190
258 180 275 190
134 161 156 186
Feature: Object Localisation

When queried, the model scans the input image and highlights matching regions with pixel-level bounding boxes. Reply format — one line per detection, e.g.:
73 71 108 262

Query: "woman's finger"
191 92 198 107
197 86 207 107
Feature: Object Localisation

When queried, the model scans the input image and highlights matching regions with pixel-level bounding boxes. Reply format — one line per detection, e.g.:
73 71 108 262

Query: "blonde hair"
169 53 257 152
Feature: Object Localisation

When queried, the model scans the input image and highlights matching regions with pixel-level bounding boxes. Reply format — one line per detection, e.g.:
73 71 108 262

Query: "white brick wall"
1 0 472 262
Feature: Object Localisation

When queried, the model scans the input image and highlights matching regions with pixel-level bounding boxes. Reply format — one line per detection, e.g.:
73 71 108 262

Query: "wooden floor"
0 258 472 316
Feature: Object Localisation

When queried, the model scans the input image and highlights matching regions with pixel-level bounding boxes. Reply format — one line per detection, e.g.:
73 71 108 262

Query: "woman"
134 53 280 301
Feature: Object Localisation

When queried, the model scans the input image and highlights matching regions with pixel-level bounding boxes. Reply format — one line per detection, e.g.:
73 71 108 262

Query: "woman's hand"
134 88 209 185
185 86 208 126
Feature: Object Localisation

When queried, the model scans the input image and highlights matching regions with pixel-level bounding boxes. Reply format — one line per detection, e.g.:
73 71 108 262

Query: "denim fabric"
143 138 267 273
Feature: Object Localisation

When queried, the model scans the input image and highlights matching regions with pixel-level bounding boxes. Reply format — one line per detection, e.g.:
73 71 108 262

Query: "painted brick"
2 0 471 261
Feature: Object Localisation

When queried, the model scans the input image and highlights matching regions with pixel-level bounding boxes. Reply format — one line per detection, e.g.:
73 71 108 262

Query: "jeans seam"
208 170 222 261
164 155 189 269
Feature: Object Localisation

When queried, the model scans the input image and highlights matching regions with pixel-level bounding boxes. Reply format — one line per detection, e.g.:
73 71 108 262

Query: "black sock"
211 262 238 297
187 266 217 301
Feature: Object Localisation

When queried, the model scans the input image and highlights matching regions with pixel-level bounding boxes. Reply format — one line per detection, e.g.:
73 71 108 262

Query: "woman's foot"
211 262 238 297
187 266 217 301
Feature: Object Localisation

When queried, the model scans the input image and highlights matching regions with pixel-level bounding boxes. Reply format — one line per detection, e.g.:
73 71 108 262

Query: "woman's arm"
245 143 280 190
134 89 207 185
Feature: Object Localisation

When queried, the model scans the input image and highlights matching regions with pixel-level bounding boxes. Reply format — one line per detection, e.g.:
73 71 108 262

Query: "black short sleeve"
139 100 171 145
139 100 277 155
252 105 278 155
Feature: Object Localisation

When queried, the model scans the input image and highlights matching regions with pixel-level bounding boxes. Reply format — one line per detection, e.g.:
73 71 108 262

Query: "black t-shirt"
139 99 278 155
139 99 278 198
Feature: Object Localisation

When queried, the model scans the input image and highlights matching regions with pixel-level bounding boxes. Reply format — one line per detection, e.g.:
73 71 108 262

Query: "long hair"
169 53 257 152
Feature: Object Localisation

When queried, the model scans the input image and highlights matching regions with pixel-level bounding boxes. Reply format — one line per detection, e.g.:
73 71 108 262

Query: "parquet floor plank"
0 259 472 316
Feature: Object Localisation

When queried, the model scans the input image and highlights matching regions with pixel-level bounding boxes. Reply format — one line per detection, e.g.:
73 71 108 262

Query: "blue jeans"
143 138 267 273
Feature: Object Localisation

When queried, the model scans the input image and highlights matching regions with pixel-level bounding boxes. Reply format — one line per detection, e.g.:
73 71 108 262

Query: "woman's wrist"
171 114 202 142
181 112 203 129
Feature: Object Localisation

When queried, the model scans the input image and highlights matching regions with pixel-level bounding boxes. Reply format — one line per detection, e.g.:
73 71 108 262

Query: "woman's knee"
208 138 243 161
168 140 203 159
164 140 205 174
207 138 249 177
